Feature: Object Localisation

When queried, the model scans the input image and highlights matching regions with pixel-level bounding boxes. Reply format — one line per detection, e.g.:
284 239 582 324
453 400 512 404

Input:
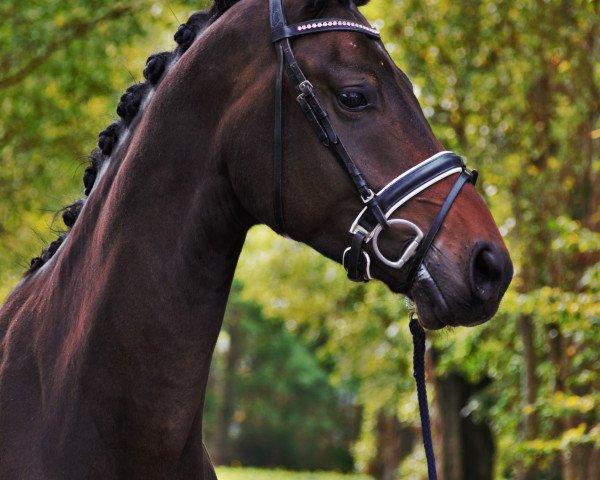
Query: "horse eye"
338 91 368 110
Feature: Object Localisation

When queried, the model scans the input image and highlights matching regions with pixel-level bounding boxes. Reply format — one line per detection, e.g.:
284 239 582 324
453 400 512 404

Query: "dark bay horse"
0 0 512 478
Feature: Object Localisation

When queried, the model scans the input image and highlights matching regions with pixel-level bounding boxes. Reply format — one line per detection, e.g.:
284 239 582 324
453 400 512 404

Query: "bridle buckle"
297 80 314 96
361 188 375 203
372 219 423 269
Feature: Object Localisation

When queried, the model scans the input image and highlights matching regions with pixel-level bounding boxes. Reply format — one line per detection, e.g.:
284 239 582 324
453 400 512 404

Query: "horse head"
220 0 513 329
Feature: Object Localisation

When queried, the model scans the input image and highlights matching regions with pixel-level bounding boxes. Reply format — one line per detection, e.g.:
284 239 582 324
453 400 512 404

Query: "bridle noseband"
269 0 478 291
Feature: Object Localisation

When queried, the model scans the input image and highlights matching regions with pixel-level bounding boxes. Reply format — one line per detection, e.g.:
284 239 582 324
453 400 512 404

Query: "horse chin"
409 266 452 330
408 265 491 330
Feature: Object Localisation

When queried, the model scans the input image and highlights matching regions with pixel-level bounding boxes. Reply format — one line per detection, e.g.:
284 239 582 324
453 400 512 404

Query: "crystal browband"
271 18 380 42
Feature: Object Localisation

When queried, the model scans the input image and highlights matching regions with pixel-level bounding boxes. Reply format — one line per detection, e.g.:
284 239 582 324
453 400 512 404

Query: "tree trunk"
211 314 242 465
516 314 543 480
430 349 495 480
367 410 414 480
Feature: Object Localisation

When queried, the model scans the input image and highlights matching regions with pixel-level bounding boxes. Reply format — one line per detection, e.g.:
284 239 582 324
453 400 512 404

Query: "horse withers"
0 0 512 478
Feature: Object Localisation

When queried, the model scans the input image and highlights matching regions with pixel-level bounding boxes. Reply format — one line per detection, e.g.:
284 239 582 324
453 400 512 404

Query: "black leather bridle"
269 0 478 290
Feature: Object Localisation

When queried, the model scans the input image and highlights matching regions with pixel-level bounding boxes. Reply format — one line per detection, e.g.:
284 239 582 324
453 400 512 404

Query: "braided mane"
27 0 367 274
26 4 224 274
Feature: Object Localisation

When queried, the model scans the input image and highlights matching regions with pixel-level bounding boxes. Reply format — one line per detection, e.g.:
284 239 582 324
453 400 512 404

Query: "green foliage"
235 227 418 470
205 281 360 471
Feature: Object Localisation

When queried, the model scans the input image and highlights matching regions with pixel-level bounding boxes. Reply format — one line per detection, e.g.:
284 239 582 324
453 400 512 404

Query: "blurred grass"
215 467 373 480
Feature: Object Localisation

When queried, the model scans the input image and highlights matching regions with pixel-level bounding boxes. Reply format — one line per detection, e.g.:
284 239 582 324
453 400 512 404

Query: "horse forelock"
26 0 370 276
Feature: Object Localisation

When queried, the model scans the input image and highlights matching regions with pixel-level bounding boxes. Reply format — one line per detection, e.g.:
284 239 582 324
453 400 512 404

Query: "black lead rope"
409 316 438 480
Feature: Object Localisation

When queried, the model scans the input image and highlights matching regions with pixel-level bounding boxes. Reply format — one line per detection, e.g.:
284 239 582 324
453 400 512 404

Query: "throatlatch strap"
410 317 438 480
273 43 285 234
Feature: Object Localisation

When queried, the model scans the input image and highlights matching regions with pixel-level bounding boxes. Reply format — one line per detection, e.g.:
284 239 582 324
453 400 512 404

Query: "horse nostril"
469 243 505 302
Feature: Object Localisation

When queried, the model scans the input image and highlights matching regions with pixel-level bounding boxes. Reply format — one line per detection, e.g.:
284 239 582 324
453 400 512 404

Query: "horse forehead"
295 32 386 75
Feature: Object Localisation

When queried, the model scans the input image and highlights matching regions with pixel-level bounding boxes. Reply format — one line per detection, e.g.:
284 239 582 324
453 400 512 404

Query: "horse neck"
30 28 254 412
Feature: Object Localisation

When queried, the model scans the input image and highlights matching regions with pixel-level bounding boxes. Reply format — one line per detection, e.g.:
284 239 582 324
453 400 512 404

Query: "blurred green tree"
204 280 361 471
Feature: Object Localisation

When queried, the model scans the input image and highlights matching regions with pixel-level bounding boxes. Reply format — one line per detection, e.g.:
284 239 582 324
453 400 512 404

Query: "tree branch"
0 5 136 91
